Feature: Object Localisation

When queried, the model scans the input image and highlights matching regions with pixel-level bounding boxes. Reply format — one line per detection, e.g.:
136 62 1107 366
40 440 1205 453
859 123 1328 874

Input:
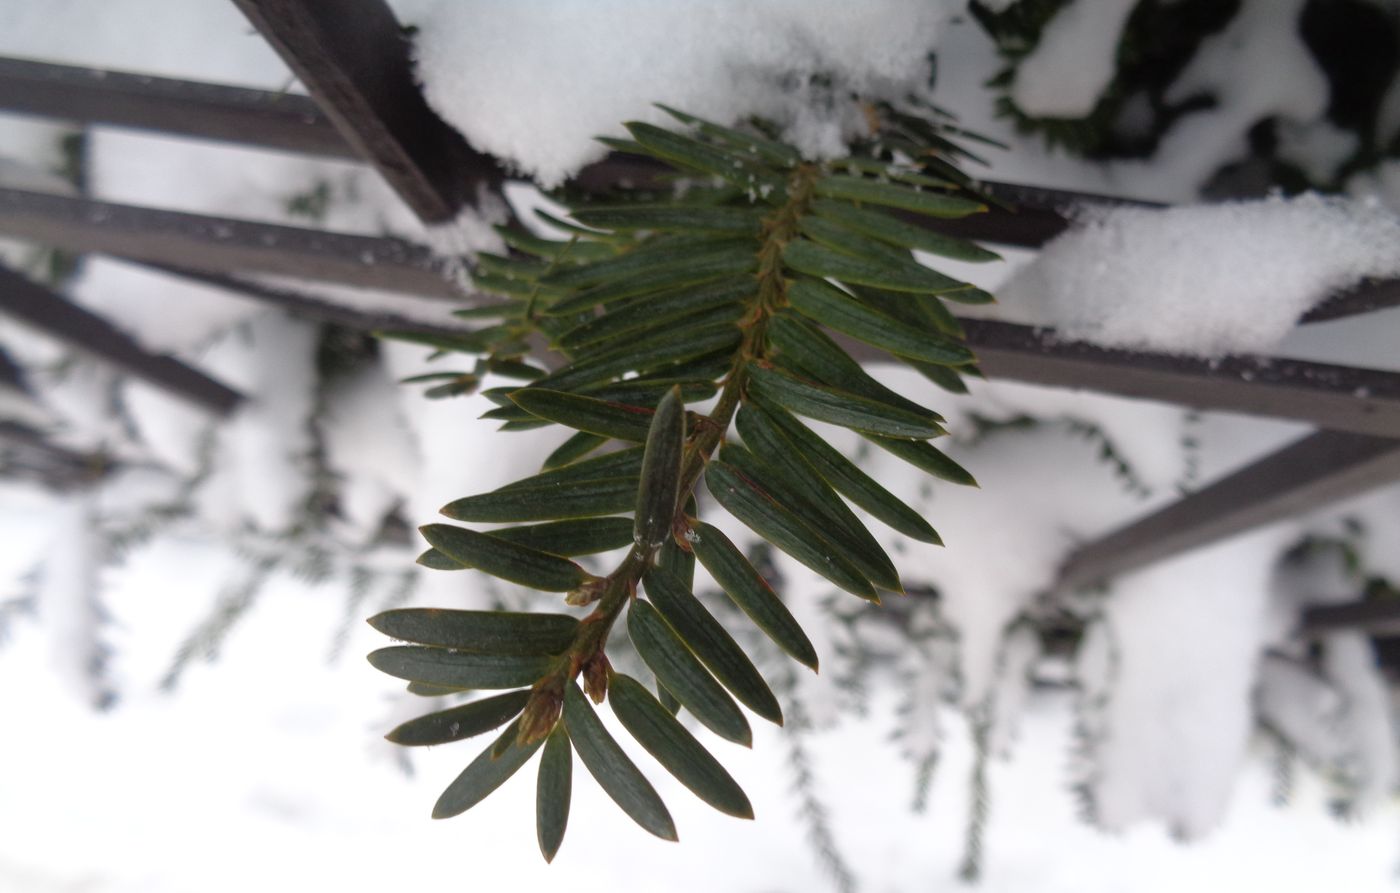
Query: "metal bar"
0 187 468 299
1300 277 1400 324
912 181 1163 249
0 264 243 415
959 317 1400 439
143 263 484 337
1057 431 1400 590
0 56 353 159
1304 600 1400 637
230 0 502 223
0 420 108 490
0 344 28 393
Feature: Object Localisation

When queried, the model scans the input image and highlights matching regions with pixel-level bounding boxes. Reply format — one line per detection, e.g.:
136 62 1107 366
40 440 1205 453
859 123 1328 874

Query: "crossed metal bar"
229 0 505 223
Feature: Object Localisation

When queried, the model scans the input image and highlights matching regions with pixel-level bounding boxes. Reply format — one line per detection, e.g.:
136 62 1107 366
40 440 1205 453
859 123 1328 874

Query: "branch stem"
517 164 820 741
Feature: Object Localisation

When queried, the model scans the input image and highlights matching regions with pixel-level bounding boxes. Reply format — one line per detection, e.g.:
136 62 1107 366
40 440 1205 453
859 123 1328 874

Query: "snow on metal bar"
0 264 243 415
143 263 485 337
4 185 1394 433
0 56 353 159
231 0 503 223
9 55 1394 306
0 187 470 299
0 59 1195 257
829 318 1400 437
959 317 1400 439
1057 431 1400 591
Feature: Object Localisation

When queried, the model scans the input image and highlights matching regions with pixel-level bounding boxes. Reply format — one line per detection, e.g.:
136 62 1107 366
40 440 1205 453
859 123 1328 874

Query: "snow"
407 0 957 186
3 553 1399 893
34 492 108 708
905 425 1139 704
318 360 419 543
1011 0 1140 119
1085 529 1289 839
193 313 319 534
1256 653 1346 766
890 601 953 768
121 380 211 477
998 193 1400 357
987 623 1039 756
0 0 291 89
89 129 423 236
71 258 266 353
1276 119 1361 186
1350 159 1400 216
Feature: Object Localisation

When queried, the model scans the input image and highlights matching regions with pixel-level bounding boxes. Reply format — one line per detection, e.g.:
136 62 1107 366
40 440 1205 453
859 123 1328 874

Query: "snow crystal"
998 193 1400 357
1011 0 1139 119
408 0 955 186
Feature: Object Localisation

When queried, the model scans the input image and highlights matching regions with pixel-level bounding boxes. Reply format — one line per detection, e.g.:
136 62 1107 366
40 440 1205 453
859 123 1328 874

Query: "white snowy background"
2 1 1400 891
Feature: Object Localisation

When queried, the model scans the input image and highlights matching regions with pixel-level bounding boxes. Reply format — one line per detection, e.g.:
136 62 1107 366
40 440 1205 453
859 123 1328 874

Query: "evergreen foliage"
367 105 993 855
972 0 1400 194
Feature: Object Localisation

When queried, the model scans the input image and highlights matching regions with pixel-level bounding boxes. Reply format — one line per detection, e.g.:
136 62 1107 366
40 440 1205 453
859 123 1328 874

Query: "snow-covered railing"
7 179 1396 435
138 264 485 339
0 57 1153 249
0 187 466 298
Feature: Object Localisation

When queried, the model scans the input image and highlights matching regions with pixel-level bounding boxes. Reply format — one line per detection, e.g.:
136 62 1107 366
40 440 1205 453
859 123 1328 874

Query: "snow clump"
999 193 1400 357
409 0 957 186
